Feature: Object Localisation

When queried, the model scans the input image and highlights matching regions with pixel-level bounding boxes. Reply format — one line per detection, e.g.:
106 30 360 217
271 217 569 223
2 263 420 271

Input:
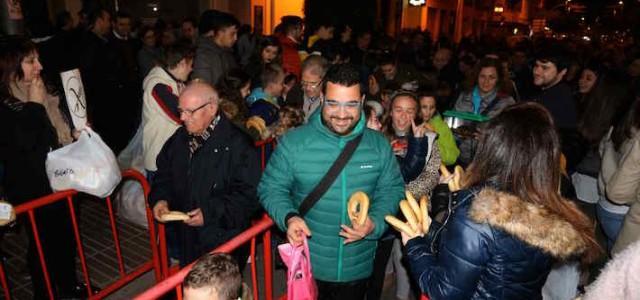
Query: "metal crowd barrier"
134 214 275 300
255 137 278 171
0 169 165 300
133 136 432 300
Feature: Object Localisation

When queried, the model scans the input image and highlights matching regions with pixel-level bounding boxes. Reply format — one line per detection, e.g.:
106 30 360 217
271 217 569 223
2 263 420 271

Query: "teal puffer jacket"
259 111 404 282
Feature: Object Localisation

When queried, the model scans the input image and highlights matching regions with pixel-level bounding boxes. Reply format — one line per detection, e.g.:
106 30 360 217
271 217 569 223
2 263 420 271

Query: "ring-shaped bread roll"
348 191 369 226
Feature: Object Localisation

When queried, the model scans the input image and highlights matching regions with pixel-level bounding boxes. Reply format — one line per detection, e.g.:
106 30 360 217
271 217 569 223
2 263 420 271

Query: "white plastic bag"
115 126 148 228
115 180 147 228
46 128 121 197
117 125 144 171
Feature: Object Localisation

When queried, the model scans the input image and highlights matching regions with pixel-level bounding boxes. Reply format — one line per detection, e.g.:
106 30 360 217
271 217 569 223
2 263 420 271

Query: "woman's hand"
401 230 419 246
439 164 464 191
28 76 46 104
439 173 454 185
71 123 91 140
411 119 426 138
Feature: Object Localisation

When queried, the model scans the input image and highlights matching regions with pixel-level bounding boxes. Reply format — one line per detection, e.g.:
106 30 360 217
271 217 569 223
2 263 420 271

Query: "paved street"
0 195 404 299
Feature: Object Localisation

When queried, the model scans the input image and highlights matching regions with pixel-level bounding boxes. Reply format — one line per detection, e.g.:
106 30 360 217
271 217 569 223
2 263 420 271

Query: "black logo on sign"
65 75 86 118
54 168 74 177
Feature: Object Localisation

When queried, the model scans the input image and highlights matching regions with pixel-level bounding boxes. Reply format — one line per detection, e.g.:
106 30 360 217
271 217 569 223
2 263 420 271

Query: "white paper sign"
61 69 87 130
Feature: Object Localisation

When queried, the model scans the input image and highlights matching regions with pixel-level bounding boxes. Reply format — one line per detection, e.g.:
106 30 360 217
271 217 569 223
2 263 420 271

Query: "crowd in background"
1 3 640 299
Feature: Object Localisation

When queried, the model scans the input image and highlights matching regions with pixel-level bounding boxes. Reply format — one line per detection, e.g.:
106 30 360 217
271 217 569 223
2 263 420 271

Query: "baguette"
405 191 422 223
420 196 430 233
159 211 190 222
399 200 420 233
452 165 464 191
440 164 451 177
385 215 418 236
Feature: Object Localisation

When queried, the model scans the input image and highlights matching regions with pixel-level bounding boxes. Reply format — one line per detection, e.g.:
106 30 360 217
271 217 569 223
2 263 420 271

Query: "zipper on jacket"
337 138 346 281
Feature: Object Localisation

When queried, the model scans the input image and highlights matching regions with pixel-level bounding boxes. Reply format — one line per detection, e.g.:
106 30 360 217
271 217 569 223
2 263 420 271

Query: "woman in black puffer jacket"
402 103 601 300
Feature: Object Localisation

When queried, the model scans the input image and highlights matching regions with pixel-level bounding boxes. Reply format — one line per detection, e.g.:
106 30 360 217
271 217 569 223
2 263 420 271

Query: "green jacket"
429 114 460 166
258 111 404 282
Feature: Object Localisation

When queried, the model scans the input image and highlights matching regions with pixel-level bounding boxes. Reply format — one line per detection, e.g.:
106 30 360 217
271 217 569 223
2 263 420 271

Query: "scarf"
471 86 482 114
188 115 220 155
471 86 498 115
10 82 73 146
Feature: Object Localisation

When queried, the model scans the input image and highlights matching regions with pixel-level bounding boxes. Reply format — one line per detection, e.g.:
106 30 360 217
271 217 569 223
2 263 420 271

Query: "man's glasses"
178 101 211 117
301 80 323 89
324 99 362 110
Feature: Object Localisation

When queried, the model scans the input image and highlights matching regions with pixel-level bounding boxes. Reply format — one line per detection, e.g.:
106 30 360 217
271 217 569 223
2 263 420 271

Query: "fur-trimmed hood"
468 188 587 260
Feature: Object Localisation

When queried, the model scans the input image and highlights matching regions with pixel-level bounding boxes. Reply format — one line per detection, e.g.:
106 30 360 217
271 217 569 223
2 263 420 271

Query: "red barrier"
255 138 278 170
134 214 275 300
0 170 165 300
135 136 431 299
124 138 278 299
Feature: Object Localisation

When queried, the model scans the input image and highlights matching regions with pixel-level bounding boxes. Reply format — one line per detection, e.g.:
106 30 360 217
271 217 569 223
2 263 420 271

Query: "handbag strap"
298 134 364 217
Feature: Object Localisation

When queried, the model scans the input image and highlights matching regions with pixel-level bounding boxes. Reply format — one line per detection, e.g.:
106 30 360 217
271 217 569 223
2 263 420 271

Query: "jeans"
542 261 580 300
596 205 626 254
391 238 414 299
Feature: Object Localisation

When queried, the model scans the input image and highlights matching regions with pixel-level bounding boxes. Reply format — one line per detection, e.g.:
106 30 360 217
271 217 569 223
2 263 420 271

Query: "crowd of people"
1 3 640 300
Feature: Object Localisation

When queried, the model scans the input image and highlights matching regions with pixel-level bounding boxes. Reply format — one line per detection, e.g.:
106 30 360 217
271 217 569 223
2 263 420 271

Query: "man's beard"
322 116 356 136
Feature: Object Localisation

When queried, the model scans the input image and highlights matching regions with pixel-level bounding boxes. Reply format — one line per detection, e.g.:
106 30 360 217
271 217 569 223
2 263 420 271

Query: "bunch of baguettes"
385 191 430 237
385 164 464 237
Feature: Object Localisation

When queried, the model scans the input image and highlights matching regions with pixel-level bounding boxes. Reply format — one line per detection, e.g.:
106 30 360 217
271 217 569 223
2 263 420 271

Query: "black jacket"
535 82 586 172
77 31 134 153
0 97 78 299
399 135 429 183
149 115 261 265
406 188 587 300
0 100 58 203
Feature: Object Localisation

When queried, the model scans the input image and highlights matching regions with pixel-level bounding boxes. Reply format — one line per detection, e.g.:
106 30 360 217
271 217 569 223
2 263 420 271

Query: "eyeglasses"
324 99 362 110
178 101 211 117
301 80 323 89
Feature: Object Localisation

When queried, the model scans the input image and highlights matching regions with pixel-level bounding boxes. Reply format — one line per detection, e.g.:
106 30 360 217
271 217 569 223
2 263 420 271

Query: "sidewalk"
0 196 150 299
0 196 400 299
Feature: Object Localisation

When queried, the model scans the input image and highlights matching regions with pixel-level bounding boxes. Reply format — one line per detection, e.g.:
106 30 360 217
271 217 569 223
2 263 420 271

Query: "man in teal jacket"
259 64 404 299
